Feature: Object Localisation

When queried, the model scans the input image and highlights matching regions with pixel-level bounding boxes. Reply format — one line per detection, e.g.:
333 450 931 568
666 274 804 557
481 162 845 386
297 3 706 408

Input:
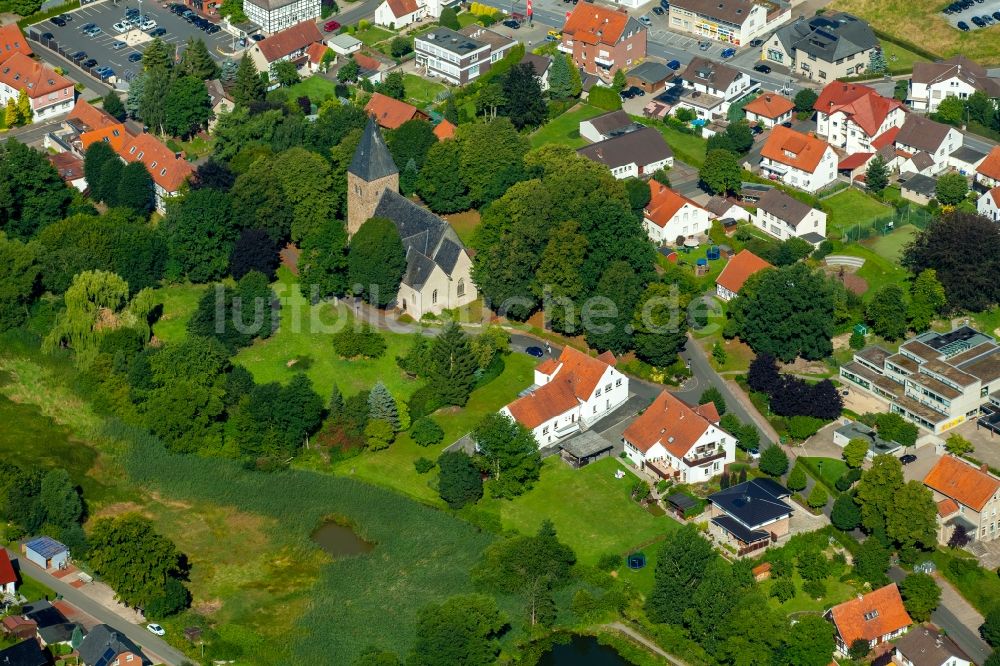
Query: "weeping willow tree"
44 270 157 366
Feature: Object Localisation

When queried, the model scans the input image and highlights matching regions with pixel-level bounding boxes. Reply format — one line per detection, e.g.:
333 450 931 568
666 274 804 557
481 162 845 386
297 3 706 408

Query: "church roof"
348 117 398 181
373 190 465 288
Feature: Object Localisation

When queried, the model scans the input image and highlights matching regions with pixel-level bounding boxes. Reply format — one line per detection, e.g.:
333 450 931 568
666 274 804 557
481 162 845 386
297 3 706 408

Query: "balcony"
683 447 726 467
557 42 573 54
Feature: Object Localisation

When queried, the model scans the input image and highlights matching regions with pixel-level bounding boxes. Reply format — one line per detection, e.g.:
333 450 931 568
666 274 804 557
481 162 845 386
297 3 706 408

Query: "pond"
311 520 374 557
537 635 635 666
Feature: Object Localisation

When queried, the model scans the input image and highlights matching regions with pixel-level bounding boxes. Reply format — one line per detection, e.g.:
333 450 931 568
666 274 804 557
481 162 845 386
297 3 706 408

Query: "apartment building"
752 187 827 244
764 12 878 81
758 125 838 192
415 27 497 84
814 82 906 154
668 0 790 46
0 52 74 122
559 3 646 78
677 56 754 117
924 455 1000 544
909 55 1000 113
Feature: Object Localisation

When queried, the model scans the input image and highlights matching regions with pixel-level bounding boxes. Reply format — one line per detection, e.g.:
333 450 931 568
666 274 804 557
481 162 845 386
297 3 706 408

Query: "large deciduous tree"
699 149 742 195
164 75 213 138
347 216 406 307
472 412 542 499
935 172 968 205
0 232 40 331
866 284 908 340
646 524 718 624
900 572 941 621
908 268 946 331
163 188 237 282
408 594 504 666
0 140 72 239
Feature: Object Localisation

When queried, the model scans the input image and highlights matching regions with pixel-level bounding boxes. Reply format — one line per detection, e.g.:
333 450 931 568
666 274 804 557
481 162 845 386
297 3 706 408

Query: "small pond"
536 635 635 666
311 521 374 557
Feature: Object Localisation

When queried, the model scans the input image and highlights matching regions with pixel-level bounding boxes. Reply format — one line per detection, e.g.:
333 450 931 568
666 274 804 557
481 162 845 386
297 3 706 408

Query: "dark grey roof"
584 109 638 136
755 188 815 226
894 626 970 666
800 231 827 244
25 604 67 629
901 172 937 197
372 190 467 289
519 52 552 76
628 60 672 84
950 145 986 164
580 70 600 92
560 431 614 458
681 56 742 92
666 493 698 510
0 639 51 666
78 624 151 666
895 114 952 153
576 126 673 169
908 152 936 172
416 27 487 56
709 477 792 530
348 118 398 182
912 56 1000 97
712 515 771 543
38 623 76 645
772 12 877 64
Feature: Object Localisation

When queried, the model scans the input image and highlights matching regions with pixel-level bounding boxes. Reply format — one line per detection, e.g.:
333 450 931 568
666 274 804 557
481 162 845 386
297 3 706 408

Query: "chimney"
765 95 772 102
982 463 990 473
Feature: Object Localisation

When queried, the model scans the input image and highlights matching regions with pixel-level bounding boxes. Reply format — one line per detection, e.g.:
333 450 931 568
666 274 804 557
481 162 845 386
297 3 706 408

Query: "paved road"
332 0 385 28
7 549 188 666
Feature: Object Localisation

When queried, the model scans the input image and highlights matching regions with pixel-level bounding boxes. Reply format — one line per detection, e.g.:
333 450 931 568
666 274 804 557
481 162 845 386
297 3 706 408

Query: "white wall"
978 190 1000 222
643 202 711 244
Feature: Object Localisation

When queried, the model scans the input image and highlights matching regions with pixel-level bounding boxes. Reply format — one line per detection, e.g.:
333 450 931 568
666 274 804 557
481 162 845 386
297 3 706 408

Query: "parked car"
899 454 917 465
113 40 127 49
958 20 970 29
128 52 142 62
750 124 763 135
71 50 87 61
150 27 167 37
753 63 771 73
82 58 97 68
502 18 520 28
86 27 102 36
993 10 1000 20
80 22 96 31
660 0 669 7
652 7 664 15
250 33 264 41
140 19 156 30
667 59 681 70
971 15 985 26
40 31 54 40
50 16 66 26
525 346 544 358
698 41 710 50
620 87 636 99
57 13 71 21
147 624 165 637
721 47 736 58
944 6 953 13
749 38 763 47
627 85 645 97
207 24 220 33
638 14 652 25
323 19 340 31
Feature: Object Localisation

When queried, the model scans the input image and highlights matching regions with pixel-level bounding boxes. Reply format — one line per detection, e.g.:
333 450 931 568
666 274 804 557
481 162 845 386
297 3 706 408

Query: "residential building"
715 249 772 301
205 79 233 131
0 52 75 122
642 180 711 245
752 187 827 244
678 57 754 116
243 0 320 34
354 52 388 84
827 584 913 655
764 12 878 81
364 92 427 129
900 173 938 206
623 390 734 482
520 52 552 92
627 60 673 94
65 98 118 135
248 20 324 73
892 114 963 176
668 0 790 46
414 27 492 85
704 196 751 223
909 55 1000 113
579 109 638 142
892 625 971 666
576 125 673 179
924 455 1000 544
977 146 1000 189
79 624 152 666
22 600 76 648
327 33 362 56
759 126 838 192
707 478 792 556
306 41 330 72
559 4 646 79
0 550 15 597
459 25 516 64
47 151 86 192
118 133 194 212
347 118 476 318
0 23 32 64
0 639 49 666
840 326 1000 434
743 92 794 128
502 347 628 447
814 82 906 154
978 186 1000 221
374 0 423 28
947 145 986 176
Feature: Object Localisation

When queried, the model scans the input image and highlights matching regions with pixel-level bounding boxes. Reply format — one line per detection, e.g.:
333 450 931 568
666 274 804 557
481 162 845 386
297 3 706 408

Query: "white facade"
760 145 838 193
817 105 906 154
910 75 981 113
753 206 827 241
606 154 673 180
624 426 735 482
374 0 423 28
978 188 1000 222
668 1 788 45
396 252 477 319
895 127 963 177
643 201 711 244
244 0 320 34
745 106 793 128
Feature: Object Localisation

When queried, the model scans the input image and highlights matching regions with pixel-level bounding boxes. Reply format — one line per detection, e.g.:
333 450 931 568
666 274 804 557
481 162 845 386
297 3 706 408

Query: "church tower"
347 117 399 237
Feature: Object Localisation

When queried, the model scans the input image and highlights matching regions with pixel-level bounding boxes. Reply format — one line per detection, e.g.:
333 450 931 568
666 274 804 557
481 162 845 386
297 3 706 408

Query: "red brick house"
559 4 646 79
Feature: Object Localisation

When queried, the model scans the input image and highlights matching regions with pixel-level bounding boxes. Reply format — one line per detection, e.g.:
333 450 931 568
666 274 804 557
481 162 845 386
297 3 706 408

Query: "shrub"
411 416 444 447
807 485 828 509
787 415 825 440
408 385 444 419
597 553 621 572
769 579 796 603
802 579 826 599
835 468 862 492
364 419 395 450
414 457 435 474
332 325 387 359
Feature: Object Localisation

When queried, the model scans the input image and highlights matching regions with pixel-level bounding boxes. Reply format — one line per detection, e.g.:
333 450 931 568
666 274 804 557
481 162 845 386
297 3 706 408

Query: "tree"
843 438 870 468
139 65 171 133
389 36 412 58
338 57 360 83
179 38 220 80
865 154 889 195
548 53 578 100
807 485 827 509
15 89 31 125
786 465 807 492
932 95 965 126
779 616 835 666
142 38 174 71
348 217 407 307
947 524 970 548
439 6 460 29
908 269 946 331
368 381 400 430
273 60 301 87
900 573 941 621
428 322 479 407
759 445 789 477
645 524 718 624
5 98 17 128
299 219 349 301
945 433 974 456
472 413 542 499
612 68 627 92
117 162 155 217
849 329 866 349
83 141 119 204
229 228 279 281
831 493 861 531
417 139 469 213
437 451 483 508
165 74 213 138
794 88 818 113
103 91 126 121
501 63 546 130
937 172 969 206
982 608 1000 647
162 188 237 282
378 70 405 100
0 233 40 331
886 481 938 551
408 594 504 666
411 417 444 447
699 387 727 416
387 119 437 195
700 149 741 195
0 140 72 239
856 454 904 535
853 536 890 586
233 54 265 107
584 260 645 353
364 419 395 450
39 469 82 529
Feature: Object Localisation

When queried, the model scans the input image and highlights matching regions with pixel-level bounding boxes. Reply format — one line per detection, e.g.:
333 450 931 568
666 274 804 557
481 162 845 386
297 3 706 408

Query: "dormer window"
160 168 167 176
129 146 136 154
863 610 879 621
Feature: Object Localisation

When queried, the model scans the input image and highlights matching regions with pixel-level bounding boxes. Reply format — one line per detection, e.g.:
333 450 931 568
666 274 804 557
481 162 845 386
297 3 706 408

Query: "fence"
25 29 118 85
839 203 934 241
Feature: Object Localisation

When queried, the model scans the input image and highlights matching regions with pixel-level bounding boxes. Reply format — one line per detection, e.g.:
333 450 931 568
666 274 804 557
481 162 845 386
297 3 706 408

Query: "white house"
622 390 734 482
893 626 971 666
753 187 827 245
0 550 15 596
520 53 552 92
374 0 424 28
243 0 320 34
643 180 711 245
327 33 362 56
909 55 1000 113
249 20 324 74
892 114 963 177
502 347 628 447
579 109 637 143
977 146 1000 189
759 126 838 193
743 92 795 128
678 57 754 116
668 0 790 46
814 82 906 154
978 187 1000 222
0 53 75 122
576 126 673 179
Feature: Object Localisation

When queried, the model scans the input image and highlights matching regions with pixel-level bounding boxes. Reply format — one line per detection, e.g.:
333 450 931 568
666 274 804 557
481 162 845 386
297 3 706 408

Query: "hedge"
17 0 79 27
588 85 623 111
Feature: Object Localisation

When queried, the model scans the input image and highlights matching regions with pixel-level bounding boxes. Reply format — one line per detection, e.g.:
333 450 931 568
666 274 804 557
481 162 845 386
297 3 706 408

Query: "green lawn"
354 26 394 46
834 242 911 299
530 103 605 149
823 188 893 239
633 117 709 167
403 73 446 108
866 224 916 263
164 135 213 160
727 91 759 122
879 40 930 72
285 76 340 103
151 283 207 344
759 570 859 613
799 456 848 495
457 11 481 27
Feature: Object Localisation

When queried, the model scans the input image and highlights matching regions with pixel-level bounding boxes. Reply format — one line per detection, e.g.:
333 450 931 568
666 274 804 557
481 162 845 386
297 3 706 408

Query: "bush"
769 579 796 603
787 415 825 440
835 468 862 492
332 325 387 359
411 416 444 447
597 553 621 572
408 385 444 419
588 85 623 111
364 419 395 450
414 457 435 474
802 579 826 599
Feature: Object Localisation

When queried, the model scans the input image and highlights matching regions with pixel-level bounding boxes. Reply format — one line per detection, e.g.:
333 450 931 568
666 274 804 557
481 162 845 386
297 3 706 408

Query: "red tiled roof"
693 401 720 424
760 126 833 173
0 52 72 102
838 152 873 170
506 377 580 429
306 41 329 65
0 550 15 585
117 132 194 193
924 455 1000 511
354 52 382 73
562 3 631 46
978 146 1000 182
815 82 904 136
743 93 794 120
937 498 959 517
644 180 703 228
0 23 31 64
81 122 131 153
716 249 772 295
365 92 420 129
47 151 85 183
506 347 616 429
67 98 119 132
871 126 901 150
256 21 323 62
622 390 715 456
386 0 419 17
988 186 1000 207
830 584 912 647
433 119 456 140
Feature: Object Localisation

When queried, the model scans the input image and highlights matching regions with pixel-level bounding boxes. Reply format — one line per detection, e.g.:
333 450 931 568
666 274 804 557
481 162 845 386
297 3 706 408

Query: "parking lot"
942 0 1000 30
31 0 237 85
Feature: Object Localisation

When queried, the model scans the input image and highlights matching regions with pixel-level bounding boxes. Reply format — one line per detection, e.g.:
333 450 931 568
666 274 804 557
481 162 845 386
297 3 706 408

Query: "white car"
112 21 129 33
140 19 156 31
146 623 165 636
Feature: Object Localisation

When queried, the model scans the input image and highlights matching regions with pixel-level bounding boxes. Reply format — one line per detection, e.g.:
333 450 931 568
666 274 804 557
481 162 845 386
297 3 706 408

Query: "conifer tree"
368 381 400 430
429 321 478 406
179 37 220 80
233 54 265 107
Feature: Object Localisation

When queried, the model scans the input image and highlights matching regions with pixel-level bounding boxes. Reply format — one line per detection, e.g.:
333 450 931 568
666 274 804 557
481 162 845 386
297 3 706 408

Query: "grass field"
284 76 339 103
530 103 605 149
866 224 916 263
823 188 893 239
151 283 206 344
879 40 930 71
799 456 848 495
831 240 910 299
830 0 1000 63
443 209 481 246
457 11 481 26
759 569 858 613
354 26 394 46
403 73 446 108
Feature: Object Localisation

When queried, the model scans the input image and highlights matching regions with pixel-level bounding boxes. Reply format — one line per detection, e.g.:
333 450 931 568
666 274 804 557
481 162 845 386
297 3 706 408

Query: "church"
347 118 478 319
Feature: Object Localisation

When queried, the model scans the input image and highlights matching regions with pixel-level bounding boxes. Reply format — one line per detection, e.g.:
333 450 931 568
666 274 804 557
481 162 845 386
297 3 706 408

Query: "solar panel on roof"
25 536 67 559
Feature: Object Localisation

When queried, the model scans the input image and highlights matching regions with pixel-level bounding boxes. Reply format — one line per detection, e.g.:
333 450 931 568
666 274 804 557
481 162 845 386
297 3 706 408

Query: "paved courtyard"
949 418 1000 470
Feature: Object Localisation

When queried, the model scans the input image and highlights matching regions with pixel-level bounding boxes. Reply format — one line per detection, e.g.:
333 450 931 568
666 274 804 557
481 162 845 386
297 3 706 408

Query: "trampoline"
627 552 646 570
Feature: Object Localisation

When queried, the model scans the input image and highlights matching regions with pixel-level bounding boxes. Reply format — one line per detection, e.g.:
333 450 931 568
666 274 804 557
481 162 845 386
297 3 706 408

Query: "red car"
323 19 340 31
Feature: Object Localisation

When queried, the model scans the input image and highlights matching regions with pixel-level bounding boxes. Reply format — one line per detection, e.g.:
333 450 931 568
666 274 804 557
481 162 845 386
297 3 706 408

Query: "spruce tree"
329 383 344 416
548 53 573 100
429 321 478 407
179 37 220 80
142 38 174 71
443 96 459 124
865 155 889 195
368 381 400 430
233 54 265 107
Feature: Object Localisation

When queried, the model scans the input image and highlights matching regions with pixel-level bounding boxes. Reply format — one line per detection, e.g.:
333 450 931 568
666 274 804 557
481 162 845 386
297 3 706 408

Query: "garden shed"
559 432 613 468
23 537 69 570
